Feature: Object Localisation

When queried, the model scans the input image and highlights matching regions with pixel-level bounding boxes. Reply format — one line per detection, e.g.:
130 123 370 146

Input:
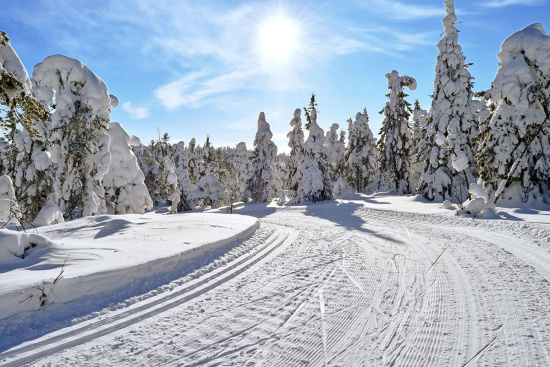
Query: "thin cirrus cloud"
481 0 543 7
122 102 150 119
148 1 443 111
355 0 443 20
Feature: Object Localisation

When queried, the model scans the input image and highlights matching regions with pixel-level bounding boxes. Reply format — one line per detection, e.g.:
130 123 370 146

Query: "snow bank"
0 230 55 265
0 212 258 320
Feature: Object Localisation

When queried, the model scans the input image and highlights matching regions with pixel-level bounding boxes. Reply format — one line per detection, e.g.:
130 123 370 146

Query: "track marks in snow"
15 204 550 367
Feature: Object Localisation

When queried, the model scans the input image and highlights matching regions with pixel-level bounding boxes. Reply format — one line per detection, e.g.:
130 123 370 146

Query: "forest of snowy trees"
1 0 550 227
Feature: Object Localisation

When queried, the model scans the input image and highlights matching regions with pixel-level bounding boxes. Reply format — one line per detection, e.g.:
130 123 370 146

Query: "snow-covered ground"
1 195 550 366
0 212 257 320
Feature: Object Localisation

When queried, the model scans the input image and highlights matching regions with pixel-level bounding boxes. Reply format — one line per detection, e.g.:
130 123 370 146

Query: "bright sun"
257 15 301 70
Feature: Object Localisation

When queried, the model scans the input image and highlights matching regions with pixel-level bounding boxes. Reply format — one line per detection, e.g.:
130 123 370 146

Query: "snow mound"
482 207 501 219
33 204 64 227
94 218 133 238
0 230 55 265
464 198 486 216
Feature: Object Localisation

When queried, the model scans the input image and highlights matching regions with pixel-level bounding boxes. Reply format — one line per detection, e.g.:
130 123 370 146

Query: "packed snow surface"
1 195 550 366
0 212 258 321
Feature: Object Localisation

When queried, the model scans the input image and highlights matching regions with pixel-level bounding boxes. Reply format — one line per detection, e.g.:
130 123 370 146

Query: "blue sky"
2 0 549 152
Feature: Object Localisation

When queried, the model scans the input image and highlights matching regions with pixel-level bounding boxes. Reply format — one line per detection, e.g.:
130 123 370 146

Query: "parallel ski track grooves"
0 228 292 367
358 207 550 366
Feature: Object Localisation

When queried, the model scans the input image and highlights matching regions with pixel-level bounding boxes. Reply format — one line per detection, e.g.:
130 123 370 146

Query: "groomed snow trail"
5 202 550 366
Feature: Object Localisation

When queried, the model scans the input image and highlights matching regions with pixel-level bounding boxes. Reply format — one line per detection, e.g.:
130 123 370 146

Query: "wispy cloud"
481 0 543 7
122 102 149 119
15 0 436 110
355 0 443 20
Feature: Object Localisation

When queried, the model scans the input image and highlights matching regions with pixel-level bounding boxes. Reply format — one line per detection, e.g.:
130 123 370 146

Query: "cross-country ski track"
2 201 550 366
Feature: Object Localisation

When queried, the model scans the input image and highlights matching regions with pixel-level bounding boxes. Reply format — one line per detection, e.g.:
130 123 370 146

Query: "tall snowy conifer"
475 24 550 203
234 142 251 202
345 110 378 193
172 141 193 211
293 95 332 203
286 108 305 197
0 34 53 223
416 0 480 201
187 138 199 185
32 55 112 220
103 122 153 214
247 112 277 202
325 123 346 183
410 100 428 185
376 70 416 194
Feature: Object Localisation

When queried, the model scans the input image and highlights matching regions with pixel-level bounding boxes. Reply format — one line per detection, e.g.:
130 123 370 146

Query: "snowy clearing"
0 195 550 366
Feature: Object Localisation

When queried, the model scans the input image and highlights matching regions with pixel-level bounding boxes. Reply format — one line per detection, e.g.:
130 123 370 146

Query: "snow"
0 42 32 101
0 230 54 265
0 195 549 366
0 212 258 321
32 204 64 227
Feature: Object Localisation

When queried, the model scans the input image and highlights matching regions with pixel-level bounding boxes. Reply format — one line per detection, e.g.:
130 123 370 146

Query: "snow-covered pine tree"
234 142 251 202
376 70 416 194
11 128 55 224
172 141 193 211
294 95 332 203
272 152 289 200
0 34 54 224
187 138 200 185
153 133 180 213
189 173 225 209
32 55 112 220
345 110 378 193
416 0 480 201
286 108 305 198
325 123 346 183
103 122 153 214
134 140 160 203
247 112 277 202
475 23 550 203
198 136 217 178
409 100 428 185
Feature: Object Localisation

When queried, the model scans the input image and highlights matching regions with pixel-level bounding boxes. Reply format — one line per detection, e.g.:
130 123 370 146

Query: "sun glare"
256 15 301 70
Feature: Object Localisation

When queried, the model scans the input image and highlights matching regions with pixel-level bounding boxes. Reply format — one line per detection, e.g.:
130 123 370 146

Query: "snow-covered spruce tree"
11 128 55 224
409 100 428 185
189 173 225 209
293 95 332 203
134 140 160 203
325 123 346 183
0 31 53 224
376 70 416 194
475 24 550 203
345 110 378 193
416 0 480 201
247 112 277 202
32 55 112 220
286 108 305 198
198 135 217 178
153 133 180 213
172 141 193 211
103 122 153 214
234 142 251 202
187 138 200 185
272 152 289 200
